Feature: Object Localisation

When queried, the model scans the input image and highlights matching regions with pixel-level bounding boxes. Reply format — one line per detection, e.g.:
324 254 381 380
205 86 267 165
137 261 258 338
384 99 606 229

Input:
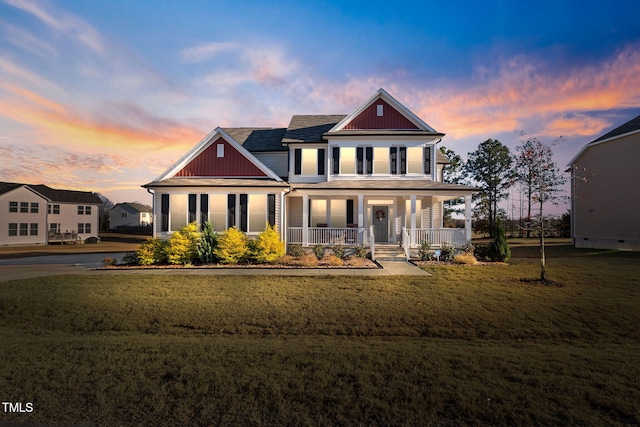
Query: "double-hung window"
390 147 407 174
356 147 373 175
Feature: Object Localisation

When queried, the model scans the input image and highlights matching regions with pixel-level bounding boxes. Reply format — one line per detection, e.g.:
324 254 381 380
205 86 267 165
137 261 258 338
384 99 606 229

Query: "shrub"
332 245 345 260
197 221 218 264
299 252 319 267
166 222 201 265
313 244 325 260
102 257 117 267
488 219 511 262
122 252 138 265
418 240 433 261
440 242 455 262
453 253 478 265
322 254 344 266
215 227 249 264
288 244 304 257
136 237 168 265
474 244 489 261
253 224 285 264
355 244 368 258
460 242 475 255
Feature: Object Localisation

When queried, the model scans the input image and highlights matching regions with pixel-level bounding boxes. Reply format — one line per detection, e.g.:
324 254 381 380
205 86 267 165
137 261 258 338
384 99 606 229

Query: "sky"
1 0 640 216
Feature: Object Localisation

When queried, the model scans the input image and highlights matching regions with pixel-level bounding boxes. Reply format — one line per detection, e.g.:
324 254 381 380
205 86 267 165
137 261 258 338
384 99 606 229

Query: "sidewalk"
0 260 430 282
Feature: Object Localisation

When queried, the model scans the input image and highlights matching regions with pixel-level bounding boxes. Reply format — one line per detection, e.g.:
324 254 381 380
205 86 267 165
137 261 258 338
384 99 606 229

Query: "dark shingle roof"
282 115 346 144
592 114 640 143
0 182 102 204
0 182 24 196
113 202 152 214
222 128 287 152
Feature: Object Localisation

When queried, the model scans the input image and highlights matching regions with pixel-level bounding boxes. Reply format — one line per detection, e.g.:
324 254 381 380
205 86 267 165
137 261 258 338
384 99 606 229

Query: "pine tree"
197 221 218 264
488 218 510 262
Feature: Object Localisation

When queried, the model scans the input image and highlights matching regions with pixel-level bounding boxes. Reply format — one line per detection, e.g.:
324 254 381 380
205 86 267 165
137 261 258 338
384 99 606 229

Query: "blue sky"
1 0 640 212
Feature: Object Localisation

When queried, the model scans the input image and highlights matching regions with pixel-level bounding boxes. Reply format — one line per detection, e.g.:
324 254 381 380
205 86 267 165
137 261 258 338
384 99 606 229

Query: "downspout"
147 188 155 238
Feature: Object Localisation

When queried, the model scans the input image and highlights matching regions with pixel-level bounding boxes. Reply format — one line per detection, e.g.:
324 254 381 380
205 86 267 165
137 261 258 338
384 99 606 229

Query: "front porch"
287 226 467 248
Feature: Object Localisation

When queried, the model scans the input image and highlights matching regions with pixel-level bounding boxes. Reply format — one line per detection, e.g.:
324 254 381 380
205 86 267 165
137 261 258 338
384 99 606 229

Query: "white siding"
0 187 47 245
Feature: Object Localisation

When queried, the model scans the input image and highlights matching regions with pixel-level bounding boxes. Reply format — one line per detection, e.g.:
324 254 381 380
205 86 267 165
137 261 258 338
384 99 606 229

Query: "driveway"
0 252 128 282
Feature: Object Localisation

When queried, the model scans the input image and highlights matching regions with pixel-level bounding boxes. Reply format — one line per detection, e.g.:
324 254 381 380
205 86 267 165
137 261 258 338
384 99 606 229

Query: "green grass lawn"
1 242 639 426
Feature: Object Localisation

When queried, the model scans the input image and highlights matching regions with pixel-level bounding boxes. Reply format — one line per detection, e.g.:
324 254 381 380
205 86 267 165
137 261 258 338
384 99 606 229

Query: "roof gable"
568 114 640 166
329 88 438 134
155 128 282 181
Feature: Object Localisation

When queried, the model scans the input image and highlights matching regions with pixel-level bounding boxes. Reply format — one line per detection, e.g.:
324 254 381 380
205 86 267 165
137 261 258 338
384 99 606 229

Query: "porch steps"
374 244 408 261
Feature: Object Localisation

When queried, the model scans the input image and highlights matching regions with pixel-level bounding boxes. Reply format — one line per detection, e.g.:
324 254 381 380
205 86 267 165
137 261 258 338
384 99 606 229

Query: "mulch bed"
99 259 380 270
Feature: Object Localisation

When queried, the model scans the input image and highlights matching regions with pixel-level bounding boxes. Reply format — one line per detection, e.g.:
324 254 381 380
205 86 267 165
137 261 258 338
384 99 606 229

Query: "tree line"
442 134 567 282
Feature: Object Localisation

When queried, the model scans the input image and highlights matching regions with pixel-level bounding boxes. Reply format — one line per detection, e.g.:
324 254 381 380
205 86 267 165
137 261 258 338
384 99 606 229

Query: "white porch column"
302 194 309 247
358 194 364 243
280 192 286 244
465 195 472 243
410 194 417 246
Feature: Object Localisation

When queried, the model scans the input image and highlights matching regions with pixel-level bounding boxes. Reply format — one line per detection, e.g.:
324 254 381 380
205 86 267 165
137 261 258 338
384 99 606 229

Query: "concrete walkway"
0 255 430 282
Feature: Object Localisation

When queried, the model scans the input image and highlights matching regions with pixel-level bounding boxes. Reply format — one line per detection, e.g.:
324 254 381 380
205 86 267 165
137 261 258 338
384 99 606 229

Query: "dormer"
324 88 444 181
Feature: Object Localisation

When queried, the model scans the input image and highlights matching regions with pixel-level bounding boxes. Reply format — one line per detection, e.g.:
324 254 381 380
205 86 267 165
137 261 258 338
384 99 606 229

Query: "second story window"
30 202 39 213
9 201 18 213
294 148 325 176
390 147 407 175
20 202 28 213
356 147 373 175
78 206 84 215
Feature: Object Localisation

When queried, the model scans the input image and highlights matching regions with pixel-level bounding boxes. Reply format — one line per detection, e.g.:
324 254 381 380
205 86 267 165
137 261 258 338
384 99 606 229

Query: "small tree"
487 218 510 262
215 227 249 264
253 224 285 263
197 221 218 264
166 222 201 265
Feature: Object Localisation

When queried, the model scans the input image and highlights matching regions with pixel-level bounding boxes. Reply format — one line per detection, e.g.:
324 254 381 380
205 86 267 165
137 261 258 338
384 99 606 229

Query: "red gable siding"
343 99 419 130
174 137 267 177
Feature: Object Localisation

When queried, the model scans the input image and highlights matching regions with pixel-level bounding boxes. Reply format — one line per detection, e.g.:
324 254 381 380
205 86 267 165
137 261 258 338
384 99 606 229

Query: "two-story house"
143 89 478 258
109 202 153 230
0 182 102 245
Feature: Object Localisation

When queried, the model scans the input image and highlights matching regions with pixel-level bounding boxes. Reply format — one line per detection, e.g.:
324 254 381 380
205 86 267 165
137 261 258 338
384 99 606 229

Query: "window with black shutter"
200 194 209 227
317 148 325 175
332 147 340 174
366 147 373 174
390 147 397 174
188 194 197 223
400 147 407 174
227 194 236 228
294 149 302 175
161 194 169 232
267 194 276 227
357 147 364 174
424 146 431 175
239 194 248 232
346 199 354 225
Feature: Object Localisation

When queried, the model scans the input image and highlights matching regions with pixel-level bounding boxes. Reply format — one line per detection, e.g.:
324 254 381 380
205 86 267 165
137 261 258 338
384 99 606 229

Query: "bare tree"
96 193 114 231
523 140 567 282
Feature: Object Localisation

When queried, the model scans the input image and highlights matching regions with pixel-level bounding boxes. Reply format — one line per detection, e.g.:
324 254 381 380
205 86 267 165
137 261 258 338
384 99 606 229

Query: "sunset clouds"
1 0 639 202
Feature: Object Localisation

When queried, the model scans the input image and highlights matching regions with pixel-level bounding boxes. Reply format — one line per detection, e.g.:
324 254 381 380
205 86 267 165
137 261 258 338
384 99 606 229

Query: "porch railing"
415 228 467 247
369 225 375 261
288 227 362 245
287 227 467 248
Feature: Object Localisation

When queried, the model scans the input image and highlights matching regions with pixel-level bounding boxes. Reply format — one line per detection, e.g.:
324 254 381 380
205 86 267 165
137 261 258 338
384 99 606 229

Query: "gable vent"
377 104 384 116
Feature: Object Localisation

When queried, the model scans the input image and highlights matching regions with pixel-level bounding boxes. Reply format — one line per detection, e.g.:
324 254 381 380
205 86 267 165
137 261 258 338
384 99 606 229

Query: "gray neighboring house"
568 114 640 251
109 202 153 230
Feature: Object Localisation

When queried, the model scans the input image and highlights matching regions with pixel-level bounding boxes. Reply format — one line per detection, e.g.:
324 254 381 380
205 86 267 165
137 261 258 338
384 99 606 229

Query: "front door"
373 206 388 243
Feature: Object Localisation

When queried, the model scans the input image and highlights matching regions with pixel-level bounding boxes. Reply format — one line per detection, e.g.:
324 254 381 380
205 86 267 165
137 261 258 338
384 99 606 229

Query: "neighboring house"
568 114 640 251
109 202 153 230
143 89 478 257
0 182 101 245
